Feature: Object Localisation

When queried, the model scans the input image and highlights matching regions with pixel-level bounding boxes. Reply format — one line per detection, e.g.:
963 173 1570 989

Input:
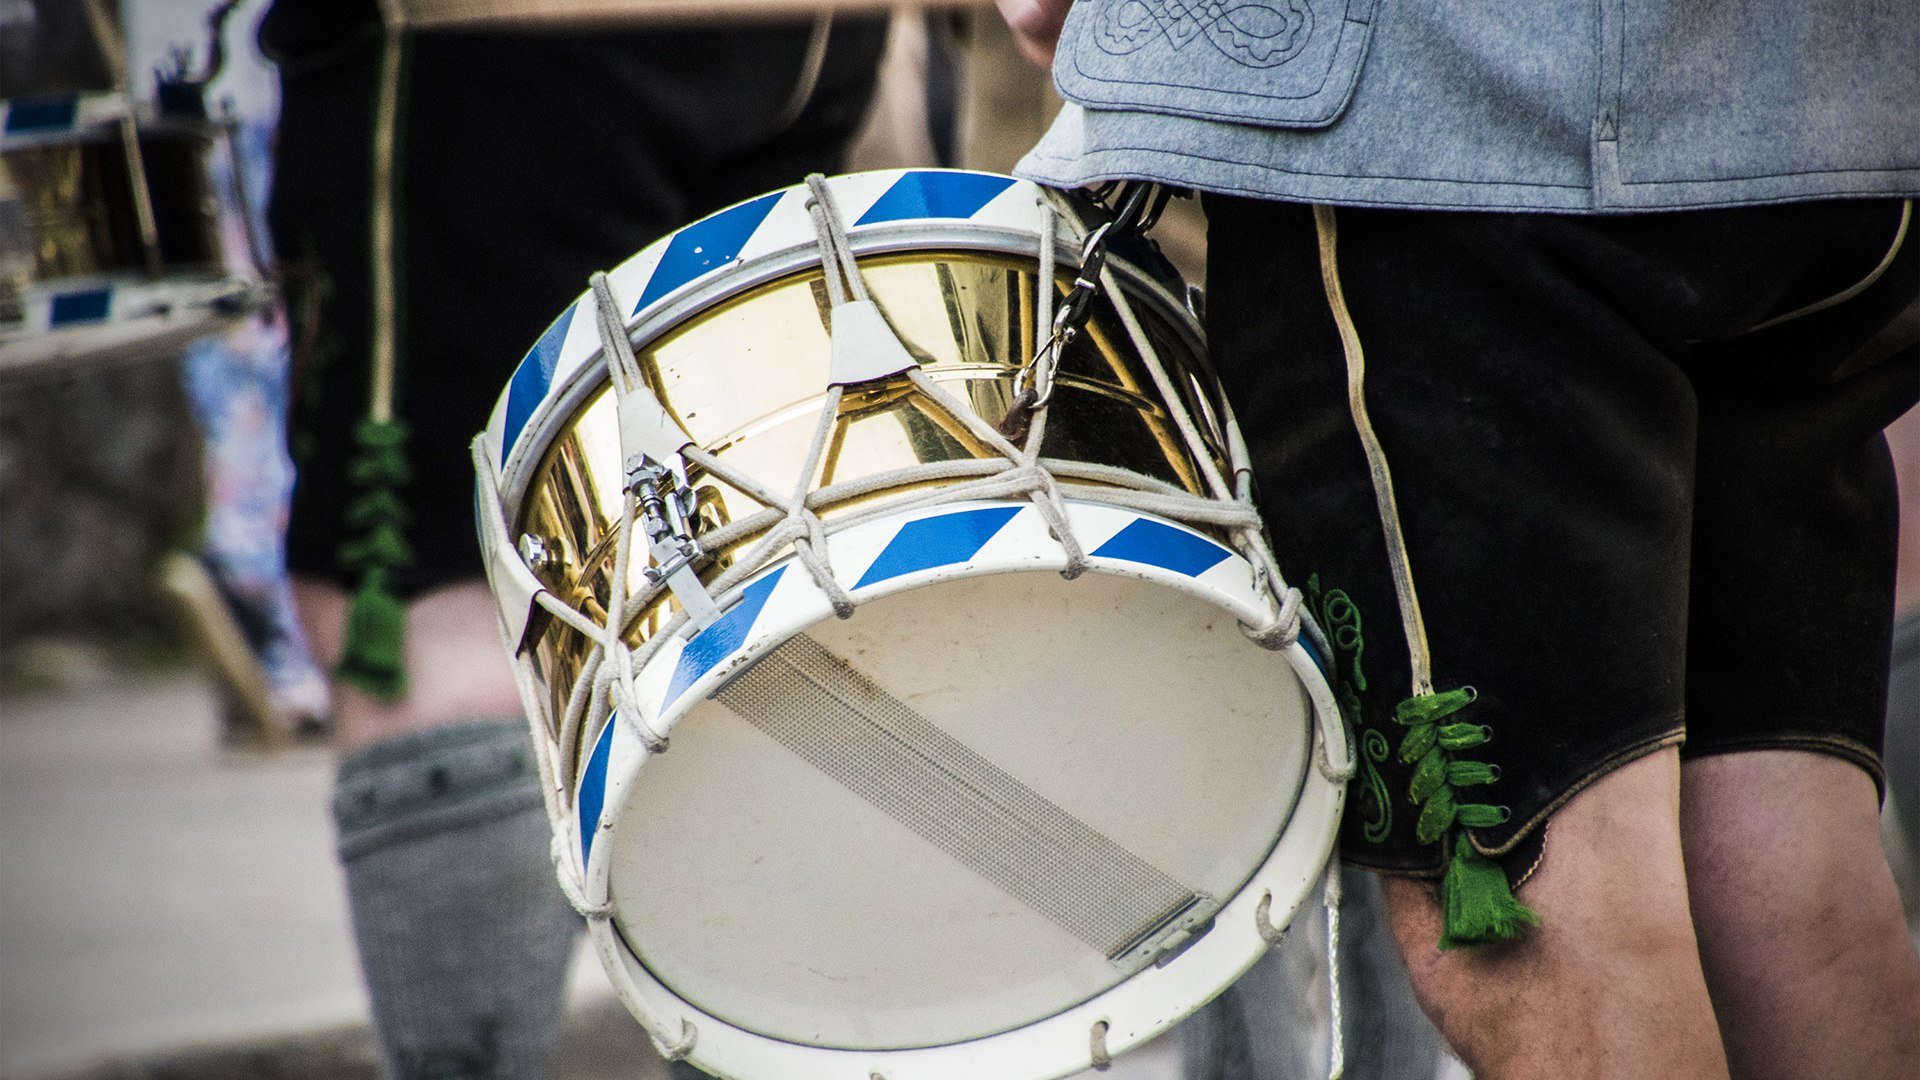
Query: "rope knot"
549 836 614 921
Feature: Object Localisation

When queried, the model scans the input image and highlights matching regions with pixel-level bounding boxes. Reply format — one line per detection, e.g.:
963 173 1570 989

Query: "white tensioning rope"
1324 863 1346 1080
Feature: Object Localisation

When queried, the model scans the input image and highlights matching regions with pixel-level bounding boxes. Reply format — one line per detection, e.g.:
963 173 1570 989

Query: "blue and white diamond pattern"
485 169 1045 475
632 501 1249 733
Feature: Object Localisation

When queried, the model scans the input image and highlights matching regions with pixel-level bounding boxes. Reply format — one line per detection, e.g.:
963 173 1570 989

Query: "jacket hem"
1018 143 1920 215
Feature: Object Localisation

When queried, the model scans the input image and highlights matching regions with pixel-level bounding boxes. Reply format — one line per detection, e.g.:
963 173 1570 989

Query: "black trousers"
1205 196 1918 874
269 16 888 598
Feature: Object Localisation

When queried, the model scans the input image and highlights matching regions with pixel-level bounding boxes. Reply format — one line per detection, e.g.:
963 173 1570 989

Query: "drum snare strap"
717 632 1214 965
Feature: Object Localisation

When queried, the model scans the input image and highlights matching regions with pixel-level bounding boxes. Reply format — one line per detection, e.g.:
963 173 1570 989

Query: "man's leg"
296 580 525 753
1380 749 1730 1080
1681 750 1920 1080
299 578 582 1080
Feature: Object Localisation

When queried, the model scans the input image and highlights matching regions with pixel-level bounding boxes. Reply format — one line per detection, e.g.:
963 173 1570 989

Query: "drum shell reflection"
1 119 223 284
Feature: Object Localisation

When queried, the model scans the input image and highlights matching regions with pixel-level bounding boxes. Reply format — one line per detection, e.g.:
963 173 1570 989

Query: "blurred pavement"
1 662 362 1078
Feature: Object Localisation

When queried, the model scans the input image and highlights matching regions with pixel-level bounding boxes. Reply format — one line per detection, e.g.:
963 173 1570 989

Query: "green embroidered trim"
1308 574 1391 843
1321 587 1367 693
1359 729 1393 844
1393 687 1537 948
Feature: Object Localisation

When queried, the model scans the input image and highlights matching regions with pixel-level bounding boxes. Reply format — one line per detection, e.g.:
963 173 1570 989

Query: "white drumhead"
605 568 1311 1050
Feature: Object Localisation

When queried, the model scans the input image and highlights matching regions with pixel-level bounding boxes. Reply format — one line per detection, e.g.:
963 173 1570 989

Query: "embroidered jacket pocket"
1053 0 1377 128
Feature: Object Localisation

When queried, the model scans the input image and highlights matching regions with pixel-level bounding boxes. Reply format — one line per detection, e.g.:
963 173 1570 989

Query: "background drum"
0 0 264 378
475 169 1351 1080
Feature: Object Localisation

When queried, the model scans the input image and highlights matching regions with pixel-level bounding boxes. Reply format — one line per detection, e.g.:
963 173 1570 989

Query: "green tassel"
1437 722 1491 750
338 520 414 572
337 569 408 699
343 487 412 529
1448 760 1499 787
1408 746 1448 804
1399 721 1438 763
334 417 412 698
1415 784 1458 844
1456 802 1508 828
1395 686 1474 725
348 419 413 486
1439 834 1539 950
349 447 411 487
354 417 410 449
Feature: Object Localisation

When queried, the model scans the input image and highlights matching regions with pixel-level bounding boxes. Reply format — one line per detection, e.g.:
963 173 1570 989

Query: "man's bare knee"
297 578 522 752
1379 750 1729 1080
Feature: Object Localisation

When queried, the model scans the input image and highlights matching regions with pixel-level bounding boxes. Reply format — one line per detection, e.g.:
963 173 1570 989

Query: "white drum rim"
1 93 230 150
485 170 1204 523
570 497 1348 1080
0 272 266 374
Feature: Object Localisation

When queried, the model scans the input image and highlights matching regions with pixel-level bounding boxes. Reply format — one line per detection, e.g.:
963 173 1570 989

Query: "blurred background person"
259 3 887 1075
164 0 334 748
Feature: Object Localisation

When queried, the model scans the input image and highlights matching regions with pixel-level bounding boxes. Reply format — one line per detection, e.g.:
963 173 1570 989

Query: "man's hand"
995 0 1072 68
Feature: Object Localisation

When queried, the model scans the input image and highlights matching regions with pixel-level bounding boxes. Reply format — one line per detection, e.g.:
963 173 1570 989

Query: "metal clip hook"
1014 183 1165 410
627 457 698 578
625 455 721 627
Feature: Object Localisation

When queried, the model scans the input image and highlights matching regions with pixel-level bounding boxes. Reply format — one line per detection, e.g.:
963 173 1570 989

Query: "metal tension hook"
625 454 722 627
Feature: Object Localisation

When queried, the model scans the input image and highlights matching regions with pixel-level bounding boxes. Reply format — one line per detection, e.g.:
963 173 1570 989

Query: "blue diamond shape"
854 172 1017 227
853 506 1022 589
1090 519 1232 578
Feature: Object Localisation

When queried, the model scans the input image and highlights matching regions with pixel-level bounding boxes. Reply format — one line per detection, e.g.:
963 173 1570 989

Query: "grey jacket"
1017 0 1920 211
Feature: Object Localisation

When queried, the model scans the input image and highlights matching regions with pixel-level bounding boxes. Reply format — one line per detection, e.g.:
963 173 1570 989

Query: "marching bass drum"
475 169 1349 1080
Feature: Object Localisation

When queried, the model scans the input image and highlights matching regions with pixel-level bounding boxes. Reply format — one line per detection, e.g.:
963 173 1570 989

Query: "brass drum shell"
513 249 1224 758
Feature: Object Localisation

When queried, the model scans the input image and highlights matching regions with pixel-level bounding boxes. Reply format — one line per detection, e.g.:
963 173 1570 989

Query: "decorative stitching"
1026 143 1590 190
1094 1 1315 69
1024 143 1920 203
1308 573 1390 843
1681 733 1886 794
1478 726 1683 858
1359 728 1392 844
1618 165 1920 185
1511 820 1549 891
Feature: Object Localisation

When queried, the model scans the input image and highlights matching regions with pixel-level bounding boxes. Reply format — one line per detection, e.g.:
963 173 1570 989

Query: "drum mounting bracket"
626 455 720 626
